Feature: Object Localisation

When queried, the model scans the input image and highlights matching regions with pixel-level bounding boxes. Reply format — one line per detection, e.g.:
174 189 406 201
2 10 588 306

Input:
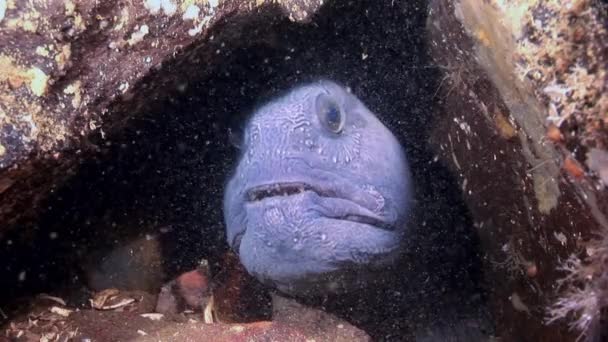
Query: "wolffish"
223 80 412 295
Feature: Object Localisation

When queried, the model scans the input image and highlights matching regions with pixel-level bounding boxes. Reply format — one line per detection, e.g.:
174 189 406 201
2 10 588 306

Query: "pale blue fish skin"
223 80 412 295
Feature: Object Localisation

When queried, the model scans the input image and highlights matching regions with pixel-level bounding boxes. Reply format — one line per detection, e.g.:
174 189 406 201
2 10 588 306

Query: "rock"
0 0 324 230
427 0 608 340
84 234 164 293
268 293 372 342
4 293 370 342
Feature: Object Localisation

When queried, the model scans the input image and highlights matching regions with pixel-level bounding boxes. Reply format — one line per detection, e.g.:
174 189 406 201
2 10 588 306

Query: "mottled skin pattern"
223 80 412 295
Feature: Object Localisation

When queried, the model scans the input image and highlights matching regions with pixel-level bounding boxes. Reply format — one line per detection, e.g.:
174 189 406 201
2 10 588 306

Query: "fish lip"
244 182 394 231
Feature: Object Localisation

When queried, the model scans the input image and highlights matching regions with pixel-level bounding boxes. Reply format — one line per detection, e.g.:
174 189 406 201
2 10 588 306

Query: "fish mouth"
246 182 328 202
245 182 393 231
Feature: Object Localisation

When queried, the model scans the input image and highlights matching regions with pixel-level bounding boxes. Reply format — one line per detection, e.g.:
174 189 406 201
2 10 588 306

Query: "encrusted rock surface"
0 0 323 231
427 0 607 340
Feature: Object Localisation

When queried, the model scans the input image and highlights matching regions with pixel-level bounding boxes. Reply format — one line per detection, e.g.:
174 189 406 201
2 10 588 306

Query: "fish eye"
316 93 345 134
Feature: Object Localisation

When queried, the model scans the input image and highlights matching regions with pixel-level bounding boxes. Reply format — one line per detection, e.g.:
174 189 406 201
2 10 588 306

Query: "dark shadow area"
0 0 492 340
